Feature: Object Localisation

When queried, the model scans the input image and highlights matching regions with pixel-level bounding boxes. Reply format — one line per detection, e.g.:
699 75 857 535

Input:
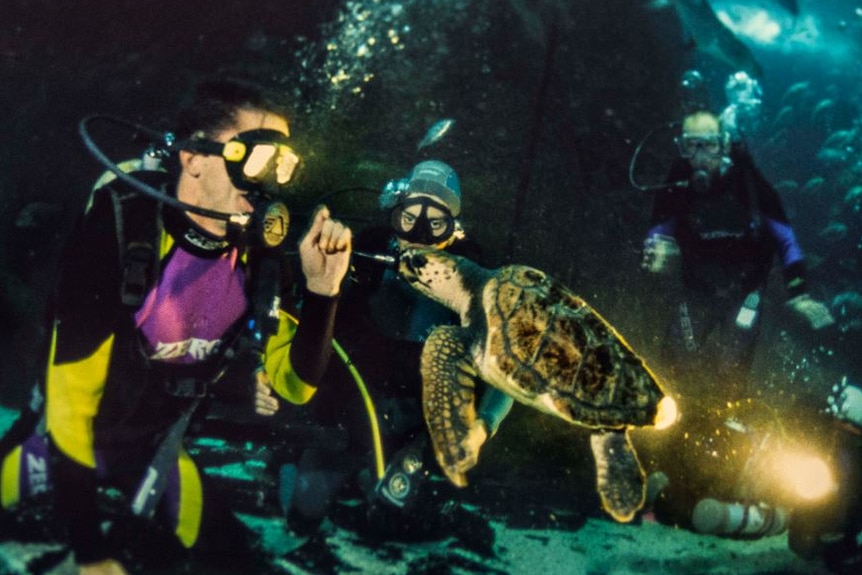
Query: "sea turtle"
398 247 675 522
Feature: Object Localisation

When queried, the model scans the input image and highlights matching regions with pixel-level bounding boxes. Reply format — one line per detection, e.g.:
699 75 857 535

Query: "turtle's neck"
450 256 493 323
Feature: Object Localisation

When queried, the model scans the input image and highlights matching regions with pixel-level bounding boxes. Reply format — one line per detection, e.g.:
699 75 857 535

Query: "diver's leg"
0 432 51 510
719 296 761 399
158 448 261 569
661 296 713 383
287 447 356 536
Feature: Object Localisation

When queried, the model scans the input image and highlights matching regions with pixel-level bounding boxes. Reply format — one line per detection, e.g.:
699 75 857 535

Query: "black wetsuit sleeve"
289 291 338 387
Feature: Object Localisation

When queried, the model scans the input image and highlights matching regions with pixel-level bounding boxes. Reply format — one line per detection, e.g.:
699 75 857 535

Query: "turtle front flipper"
421 325 479 488
589 430 646 523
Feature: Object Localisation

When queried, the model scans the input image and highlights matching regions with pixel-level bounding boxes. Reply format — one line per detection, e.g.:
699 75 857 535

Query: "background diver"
268 159 514 541
641 109 834 400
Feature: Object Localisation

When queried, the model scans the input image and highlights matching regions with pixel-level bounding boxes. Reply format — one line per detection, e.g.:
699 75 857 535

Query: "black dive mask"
389 197 455 245
184 129 300 194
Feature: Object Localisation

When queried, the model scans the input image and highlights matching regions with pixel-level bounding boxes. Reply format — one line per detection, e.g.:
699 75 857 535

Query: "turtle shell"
482 265 663 428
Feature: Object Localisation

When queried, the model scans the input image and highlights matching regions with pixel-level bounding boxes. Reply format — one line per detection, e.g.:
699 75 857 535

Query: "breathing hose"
332 338 386 480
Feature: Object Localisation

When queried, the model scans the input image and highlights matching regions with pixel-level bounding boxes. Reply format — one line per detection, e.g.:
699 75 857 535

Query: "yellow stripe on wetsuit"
264 311 317 404
0 446 23 508
45 330 114 468
175 447 203 547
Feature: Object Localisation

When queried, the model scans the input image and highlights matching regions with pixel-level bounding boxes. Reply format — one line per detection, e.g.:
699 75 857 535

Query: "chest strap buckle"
165 377 208 398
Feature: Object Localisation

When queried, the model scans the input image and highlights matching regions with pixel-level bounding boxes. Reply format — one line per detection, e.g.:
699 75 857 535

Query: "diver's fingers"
300 205 330 251
255 373 279 416
319 218 352 253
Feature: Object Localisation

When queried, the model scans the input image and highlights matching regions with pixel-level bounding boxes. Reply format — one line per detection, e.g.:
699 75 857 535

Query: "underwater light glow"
653 396 679 430
776 451 834 501
717 7 782 45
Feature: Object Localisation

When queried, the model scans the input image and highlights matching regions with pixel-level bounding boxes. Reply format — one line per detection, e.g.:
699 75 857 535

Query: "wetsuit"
645 145 807 391
0 175 337 564
284 226 512 536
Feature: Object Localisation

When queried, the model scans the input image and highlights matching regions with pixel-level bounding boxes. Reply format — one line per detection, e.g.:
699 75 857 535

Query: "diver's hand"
786 294 835 330
300 205 352 296
456 420 489 473
826 377 862 428
641 234 681 275
254 370 279 416
79 559 129 575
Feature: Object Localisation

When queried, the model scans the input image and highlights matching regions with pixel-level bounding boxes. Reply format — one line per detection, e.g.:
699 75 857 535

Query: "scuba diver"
641 109 834 398
276 160 513 541
0 79 352 575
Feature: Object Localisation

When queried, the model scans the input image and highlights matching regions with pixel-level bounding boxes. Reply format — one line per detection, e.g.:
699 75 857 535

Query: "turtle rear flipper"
590 430 646 522
421 325 480 487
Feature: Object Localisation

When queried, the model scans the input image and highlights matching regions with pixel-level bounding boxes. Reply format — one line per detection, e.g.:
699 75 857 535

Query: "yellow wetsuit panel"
0 446 23 508
175 447 202 548
264 310 316 405
45 329 114 468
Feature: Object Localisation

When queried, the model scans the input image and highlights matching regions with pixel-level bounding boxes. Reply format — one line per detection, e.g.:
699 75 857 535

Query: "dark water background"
2 0 862 560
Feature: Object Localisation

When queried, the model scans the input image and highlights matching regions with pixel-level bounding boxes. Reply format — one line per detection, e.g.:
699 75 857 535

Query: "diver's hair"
173 78 287 140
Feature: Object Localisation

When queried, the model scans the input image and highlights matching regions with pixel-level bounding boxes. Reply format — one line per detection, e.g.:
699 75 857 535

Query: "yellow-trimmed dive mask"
186 129 300 192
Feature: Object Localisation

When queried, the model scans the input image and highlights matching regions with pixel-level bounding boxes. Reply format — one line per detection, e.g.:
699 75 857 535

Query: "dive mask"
390 196 455 245
185 128 300 193
675 133 723 159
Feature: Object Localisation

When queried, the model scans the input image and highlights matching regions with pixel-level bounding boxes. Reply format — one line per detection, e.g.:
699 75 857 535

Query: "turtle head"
398 247 474 315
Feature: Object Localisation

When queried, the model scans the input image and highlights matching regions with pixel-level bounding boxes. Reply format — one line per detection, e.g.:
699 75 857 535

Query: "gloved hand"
786 294 835 330
826 376 862 428
642 234 681 275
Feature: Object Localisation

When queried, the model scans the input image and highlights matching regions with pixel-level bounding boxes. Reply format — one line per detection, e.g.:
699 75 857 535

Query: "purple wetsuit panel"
134 248 248 364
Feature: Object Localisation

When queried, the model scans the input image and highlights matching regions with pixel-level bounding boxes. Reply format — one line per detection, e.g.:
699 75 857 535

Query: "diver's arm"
762 216 808 298
289 291 338 386
263 291 339 405
750 164 809 297
264 205 349 404
47 334 115 565
47 188 123 566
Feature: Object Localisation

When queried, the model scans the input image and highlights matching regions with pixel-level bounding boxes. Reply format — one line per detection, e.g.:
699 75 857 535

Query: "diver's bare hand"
79 558 129 575
300 205 352 296
255 371 279 416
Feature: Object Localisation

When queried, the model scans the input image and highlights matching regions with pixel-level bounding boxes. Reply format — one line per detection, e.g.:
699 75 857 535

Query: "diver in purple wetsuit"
0 79 352 575
642 110 834 399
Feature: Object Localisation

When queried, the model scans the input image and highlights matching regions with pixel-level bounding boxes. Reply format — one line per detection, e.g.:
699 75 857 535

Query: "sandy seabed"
0 513 834 575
